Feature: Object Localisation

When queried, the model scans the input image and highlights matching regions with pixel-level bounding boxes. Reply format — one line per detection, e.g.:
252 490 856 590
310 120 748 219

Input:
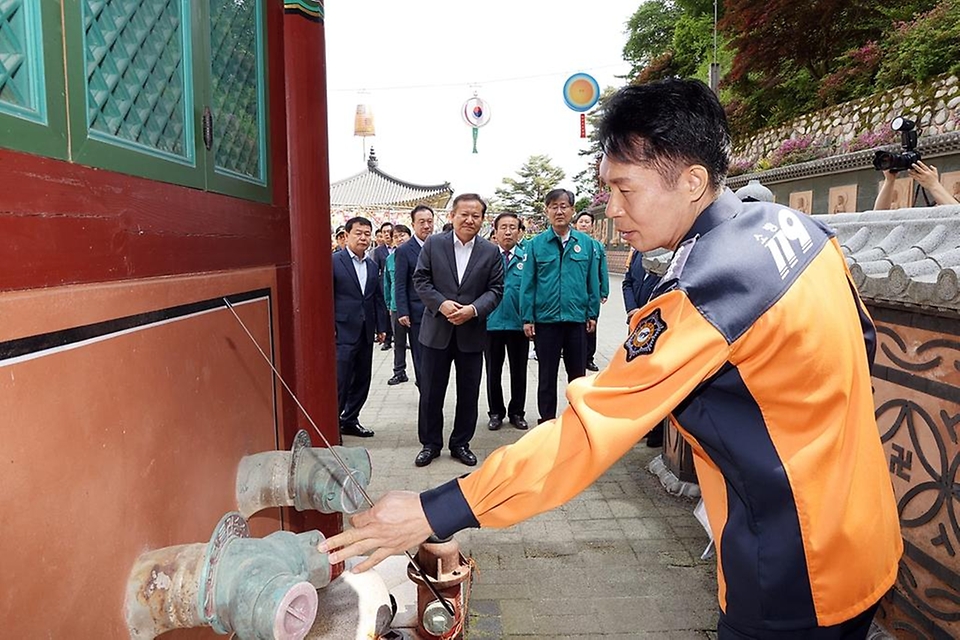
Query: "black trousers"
484 330 528 419
418 340 483 451
391 311 408 376
409 321 423 384
336 334 374 427
586 324 597 361
717 602 879 639
534 322 586 422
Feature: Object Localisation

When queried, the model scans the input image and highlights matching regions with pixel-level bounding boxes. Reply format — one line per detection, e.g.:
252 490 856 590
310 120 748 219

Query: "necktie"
503 251 511 270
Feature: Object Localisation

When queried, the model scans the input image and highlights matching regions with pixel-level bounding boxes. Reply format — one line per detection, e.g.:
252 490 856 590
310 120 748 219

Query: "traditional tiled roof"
330 149 453 208
640 205 960 315
830 205 960 314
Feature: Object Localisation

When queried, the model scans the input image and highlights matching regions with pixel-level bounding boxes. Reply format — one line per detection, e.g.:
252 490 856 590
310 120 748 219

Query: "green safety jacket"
383 251 397 313
520 229 600 324
593 237 610 301
487 245 526 331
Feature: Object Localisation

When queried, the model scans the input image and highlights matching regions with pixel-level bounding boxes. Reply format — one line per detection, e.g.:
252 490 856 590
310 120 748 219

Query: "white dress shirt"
349 249 367 295
453 234 475 284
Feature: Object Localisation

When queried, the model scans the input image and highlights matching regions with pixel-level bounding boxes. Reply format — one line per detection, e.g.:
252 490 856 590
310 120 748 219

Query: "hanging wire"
329 63 625 93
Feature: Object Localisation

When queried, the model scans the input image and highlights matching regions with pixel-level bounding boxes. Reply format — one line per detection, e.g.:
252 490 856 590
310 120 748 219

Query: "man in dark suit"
373 222 394 350
413 194 504 467
333 216 388 438
395 204 435 385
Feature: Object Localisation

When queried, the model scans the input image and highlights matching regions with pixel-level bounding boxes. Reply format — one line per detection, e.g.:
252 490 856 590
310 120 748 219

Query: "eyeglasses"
546 203 572 213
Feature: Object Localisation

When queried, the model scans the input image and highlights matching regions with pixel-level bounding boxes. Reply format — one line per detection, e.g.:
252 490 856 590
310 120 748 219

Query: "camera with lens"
873 116 921 173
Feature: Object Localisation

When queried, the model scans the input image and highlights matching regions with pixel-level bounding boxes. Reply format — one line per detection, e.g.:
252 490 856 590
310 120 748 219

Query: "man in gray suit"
413 193 505 467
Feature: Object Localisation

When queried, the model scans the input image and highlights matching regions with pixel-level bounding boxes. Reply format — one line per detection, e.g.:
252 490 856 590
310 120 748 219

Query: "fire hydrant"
406 535 472 639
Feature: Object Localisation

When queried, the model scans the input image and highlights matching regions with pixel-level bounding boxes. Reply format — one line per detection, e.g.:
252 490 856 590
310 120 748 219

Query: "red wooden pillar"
281 2 341 535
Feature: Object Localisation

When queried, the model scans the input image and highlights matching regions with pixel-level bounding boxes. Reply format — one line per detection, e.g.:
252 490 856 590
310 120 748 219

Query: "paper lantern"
354 104 376 137
462 95 491 154
562 73 600 138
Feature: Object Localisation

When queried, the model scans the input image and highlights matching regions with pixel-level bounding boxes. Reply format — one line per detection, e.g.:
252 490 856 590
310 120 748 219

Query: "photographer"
874 161 959 210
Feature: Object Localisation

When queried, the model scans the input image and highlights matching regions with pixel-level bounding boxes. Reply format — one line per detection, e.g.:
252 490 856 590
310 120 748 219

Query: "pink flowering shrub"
767 136 830 168
728 157 756 176
590 190 610 207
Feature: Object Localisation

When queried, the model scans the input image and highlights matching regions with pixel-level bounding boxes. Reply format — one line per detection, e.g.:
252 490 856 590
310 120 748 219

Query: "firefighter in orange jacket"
321 78 902 639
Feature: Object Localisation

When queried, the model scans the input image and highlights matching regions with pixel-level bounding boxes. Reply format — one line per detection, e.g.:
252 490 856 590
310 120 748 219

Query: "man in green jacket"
574 211 610 371
383 224 412 385
484 212 530 431
520 188 600 424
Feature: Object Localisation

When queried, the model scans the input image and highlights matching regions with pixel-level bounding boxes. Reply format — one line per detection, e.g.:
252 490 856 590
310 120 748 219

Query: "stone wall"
734 75 960 165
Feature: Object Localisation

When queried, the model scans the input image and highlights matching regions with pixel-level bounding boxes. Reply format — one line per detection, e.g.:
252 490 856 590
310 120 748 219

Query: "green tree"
622 0 682 78
494 155 566 216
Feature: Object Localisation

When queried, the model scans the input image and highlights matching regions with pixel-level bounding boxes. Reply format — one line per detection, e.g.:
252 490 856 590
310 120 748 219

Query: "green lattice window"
209 0 266 186
61 0 270 200
0 0 45 123
83 0 193 163
0 0 67 158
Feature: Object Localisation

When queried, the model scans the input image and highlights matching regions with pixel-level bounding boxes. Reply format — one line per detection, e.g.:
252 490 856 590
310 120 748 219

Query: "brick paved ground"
338 274 718 639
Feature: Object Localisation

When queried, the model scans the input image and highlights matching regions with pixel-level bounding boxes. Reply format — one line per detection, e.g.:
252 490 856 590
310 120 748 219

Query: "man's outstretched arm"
322 289 730 570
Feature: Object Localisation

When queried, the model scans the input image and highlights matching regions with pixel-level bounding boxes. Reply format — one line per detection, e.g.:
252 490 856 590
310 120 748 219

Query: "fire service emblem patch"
624 308 667 361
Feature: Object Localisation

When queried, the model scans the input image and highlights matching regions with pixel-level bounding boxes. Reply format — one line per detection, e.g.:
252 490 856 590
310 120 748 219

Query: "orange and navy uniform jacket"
420 189 902 631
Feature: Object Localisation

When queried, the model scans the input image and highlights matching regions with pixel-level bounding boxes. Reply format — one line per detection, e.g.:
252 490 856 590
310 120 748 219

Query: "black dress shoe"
586 359 599 371
380 342 392 351
415 447 440 467
450 445 477 466
340 423 375 438
509 415 529 430
487 415 503 430
387 373 408 386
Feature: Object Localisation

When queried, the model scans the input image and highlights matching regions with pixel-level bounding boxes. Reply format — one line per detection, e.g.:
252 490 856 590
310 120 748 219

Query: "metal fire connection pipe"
236 429 372 518
126 513 332 640
407 535 473 639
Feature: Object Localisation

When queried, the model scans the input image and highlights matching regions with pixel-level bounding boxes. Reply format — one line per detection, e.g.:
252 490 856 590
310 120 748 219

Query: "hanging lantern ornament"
563 73 600 138
462 94 491 154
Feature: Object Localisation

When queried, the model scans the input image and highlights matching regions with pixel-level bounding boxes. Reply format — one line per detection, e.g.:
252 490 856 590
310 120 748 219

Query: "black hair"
393 224 411 236
441 222 454 232
378 221 393 233
451 193 488 215
575 211 595 223
344 216 372 233
545 189 575 207
493 212 521 229
410 204 435 221
598 78 730 191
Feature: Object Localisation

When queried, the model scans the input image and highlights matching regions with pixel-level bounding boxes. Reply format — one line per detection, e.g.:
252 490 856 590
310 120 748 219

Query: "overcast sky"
324 0 641 202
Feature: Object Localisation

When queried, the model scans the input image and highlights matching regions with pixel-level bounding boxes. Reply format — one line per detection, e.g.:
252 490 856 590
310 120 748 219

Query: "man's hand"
319 491 434 573
439 300 463 318
375 332 386 343
586 319 597 334
447 304 477 326
523 323 536 339
601 297 608 305
399 315 411 328
626 309 639 323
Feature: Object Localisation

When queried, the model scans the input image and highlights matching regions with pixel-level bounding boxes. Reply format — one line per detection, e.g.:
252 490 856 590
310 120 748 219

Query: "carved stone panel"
871 310 960 639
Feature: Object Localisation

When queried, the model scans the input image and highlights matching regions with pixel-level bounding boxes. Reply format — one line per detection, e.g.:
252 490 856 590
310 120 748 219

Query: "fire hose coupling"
236 429 372 518
407 535 474 639
126 513 333 640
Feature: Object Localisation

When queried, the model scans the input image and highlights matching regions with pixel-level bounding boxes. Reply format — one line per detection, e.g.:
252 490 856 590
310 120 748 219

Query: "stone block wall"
734 75 960 164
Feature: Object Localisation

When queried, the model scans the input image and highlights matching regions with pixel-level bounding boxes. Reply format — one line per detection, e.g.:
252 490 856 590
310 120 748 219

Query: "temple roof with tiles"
330 149 453 209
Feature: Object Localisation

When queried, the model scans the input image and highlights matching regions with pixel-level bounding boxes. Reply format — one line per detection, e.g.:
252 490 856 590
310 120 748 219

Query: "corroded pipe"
236 430 372 518
126 513 332 639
